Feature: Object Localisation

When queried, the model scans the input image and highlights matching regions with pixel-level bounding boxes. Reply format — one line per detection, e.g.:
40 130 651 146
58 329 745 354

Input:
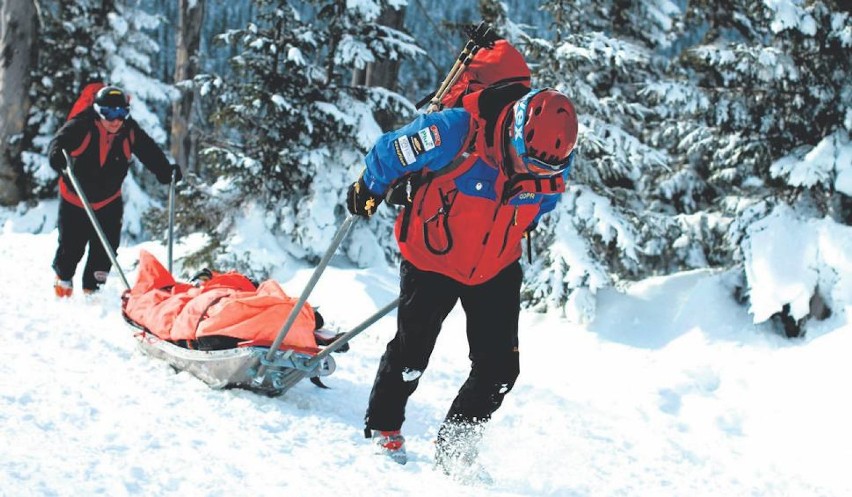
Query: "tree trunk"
171 0 205 173
365 5 406 131
0 0 38 206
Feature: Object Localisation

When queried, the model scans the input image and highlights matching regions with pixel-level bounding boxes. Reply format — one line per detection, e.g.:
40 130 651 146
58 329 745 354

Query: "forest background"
0 0 849 337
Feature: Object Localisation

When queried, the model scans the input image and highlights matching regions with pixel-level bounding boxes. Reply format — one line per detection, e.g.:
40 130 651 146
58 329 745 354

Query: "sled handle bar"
62 150 131 291
305 297 400 369
254 215 360 383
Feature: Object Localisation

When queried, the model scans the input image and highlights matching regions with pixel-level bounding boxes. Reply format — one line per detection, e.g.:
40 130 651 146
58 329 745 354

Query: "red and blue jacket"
362 85 569 285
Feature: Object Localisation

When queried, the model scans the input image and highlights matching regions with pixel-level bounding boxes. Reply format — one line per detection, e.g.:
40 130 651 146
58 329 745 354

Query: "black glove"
157 164 183 185
346 175 383 217
49 150 67 173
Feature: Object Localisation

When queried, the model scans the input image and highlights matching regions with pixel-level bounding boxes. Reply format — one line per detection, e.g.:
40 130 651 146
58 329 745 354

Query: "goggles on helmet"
511 89 575 176
94 103 130 121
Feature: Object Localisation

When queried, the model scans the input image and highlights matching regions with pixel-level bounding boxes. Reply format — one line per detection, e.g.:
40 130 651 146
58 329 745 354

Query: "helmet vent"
533 106 542 116
526 130 535 143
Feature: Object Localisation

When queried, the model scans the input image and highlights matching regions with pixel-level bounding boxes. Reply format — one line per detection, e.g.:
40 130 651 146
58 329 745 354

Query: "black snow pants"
52 198 123 291
365 259 522 435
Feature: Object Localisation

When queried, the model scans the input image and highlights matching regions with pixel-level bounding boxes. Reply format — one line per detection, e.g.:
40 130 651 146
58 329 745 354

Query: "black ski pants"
365 259 522 433
52 198 123 291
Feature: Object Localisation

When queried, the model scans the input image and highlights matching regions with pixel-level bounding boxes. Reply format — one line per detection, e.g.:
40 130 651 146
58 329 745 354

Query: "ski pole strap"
467 20 498 49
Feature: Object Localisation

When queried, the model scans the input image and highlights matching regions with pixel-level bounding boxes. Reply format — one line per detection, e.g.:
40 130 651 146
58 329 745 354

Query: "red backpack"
67 82 106 120
439 39 531 109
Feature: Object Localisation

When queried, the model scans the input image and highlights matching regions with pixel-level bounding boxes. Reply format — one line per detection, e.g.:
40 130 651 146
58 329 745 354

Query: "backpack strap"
462 83 529 149
69 132 92 158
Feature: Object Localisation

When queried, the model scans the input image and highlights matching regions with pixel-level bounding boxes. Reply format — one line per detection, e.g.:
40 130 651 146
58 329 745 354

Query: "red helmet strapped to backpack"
511 88 578 176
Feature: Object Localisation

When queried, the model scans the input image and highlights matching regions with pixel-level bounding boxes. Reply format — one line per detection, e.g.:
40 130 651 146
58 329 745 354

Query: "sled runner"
129 326 336 395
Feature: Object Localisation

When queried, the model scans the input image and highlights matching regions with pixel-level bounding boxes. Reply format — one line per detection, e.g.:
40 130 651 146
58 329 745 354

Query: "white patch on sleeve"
396 136 417 166
418 128 436 151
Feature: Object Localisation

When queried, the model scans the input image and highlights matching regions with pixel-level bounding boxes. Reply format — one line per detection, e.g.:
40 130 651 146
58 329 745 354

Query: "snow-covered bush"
741 205 848 336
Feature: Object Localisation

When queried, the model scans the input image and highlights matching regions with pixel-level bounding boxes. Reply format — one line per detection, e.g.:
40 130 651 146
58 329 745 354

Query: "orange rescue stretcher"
122 250 340 396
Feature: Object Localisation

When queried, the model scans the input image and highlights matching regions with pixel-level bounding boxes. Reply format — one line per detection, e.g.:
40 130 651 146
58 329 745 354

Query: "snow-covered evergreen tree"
655 0 850 219
515 1 692 316
644 0 851 333
188 0 419 274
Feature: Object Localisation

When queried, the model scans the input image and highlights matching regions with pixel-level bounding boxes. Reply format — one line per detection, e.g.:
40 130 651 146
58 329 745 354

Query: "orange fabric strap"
59 177 121 210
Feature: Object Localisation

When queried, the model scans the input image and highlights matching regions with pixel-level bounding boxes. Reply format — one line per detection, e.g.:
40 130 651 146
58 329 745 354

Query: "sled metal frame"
129 322 336 397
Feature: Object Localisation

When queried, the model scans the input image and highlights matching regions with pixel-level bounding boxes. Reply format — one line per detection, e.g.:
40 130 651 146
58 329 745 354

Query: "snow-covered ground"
1 203 851 497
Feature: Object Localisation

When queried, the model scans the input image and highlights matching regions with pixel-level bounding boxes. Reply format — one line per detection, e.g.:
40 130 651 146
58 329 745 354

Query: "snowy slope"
1 207 851 497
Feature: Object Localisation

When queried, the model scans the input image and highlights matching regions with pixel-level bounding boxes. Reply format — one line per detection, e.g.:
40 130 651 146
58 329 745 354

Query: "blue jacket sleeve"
361 108 471 194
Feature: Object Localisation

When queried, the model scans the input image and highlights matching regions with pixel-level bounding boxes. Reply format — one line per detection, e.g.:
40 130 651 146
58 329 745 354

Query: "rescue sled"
121 249 346 396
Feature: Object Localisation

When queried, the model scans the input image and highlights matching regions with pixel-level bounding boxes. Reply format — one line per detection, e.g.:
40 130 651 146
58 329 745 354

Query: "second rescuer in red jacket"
345 83 579 476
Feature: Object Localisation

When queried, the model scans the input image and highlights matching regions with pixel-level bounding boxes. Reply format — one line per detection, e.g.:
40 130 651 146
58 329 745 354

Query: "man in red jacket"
48 85 181 297
346 83 578 479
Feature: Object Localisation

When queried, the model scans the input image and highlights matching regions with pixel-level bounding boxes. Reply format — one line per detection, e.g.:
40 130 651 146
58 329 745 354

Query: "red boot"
54 277 73 298
372 430 407 465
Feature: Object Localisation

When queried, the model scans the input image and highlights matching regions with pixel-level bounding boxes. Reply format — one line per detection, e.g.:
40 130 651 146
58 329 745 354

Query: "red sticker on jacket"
430 125 442 146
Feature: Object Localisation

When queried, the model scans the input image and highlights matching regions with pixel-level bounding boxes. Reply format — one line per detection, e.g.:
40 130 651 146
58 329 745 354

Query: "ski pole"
167 167 177 273
427 21 496 113
428 38 479 112
61 150 131 291
304 297 400 370
254 215 360 382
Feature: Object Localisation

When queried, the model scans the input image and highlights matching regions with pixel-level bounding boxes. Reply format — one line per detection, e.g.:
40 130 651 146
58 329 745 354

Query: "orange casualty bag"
123 250 318 350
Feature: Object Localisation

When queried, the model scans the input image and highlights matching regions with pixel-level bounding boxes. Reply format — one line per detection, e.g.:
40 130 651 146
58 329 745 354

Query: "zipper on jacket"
471 184 510 279
498 206 519 256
